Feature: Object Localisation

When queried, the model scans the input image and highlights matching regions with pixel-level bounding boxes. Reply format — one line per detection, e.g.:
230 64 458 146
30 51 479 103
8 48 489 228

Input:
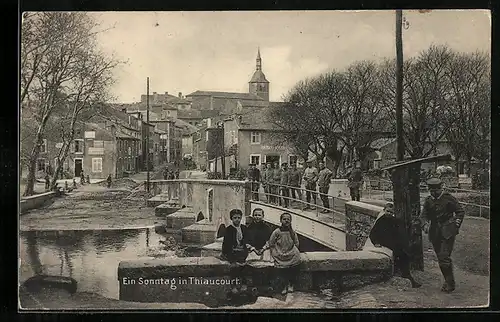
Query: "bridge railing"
248 181 347 224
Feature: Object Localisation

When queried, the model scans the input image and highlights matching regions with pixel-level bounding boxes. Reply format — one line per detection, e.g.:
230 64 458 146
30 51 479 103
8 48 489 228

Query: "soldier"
80 171 85 185
272 161 282 205
421 177 465 293
106 174 112 188
246 163 261 201
317 162 333 213
348 163 363 201
302 160 318 210
280 163 290 208
288 163 302 207
262 163 273 203
44 173 51 191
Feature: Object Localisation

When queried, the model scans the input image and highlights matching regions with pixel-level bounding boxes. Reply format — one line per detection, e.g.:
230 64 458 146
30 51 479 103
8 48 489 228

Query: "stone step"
22 275 78 294
147 194 170 207
155 201 182 217
166 208 197 229
181 221 217 245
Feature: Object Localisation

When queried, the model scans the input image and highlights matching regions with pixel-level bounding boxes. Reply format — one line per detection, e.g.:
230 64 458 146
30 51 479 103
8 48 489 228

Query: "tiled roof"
186 90 265 101
237 110 278 131
239 100 269 108
249 70 269 83
175 118 199 135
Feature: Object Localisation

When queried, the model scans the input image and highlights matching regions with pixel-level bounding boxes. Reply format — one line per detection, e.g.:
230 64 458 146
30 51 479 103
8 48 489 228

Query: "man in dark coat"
272 162 282 205
288 163 302 207
279 163 290 208
420 177 465 293
246 163 261 201
370 202 422 288
262 163 274 203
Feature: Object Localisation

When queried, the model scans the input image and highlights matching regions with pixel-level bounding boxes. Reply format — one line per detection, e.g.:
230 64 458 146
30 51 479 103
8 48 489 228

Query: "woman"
262 212 301 294
221 209 257 294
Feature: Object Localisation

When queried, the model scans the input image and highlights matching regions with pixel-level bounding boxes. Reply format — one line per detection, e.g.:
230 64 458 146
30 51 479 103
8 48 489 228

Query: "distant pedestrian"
370 202 422 288
421 177 465 293
86 175 90 185
272 162 281 205
64 181 69 191
174 169 180 179
317 162 333 213
246 163 261 201
288 163 302 207
348 163 363 201
279 163 290 208
302 160 318 210
72 178 77 189
44 173 50 191
163 168 168 180
263 163 273 203
106 174 112 188
80 171 85 185
262 212 301 295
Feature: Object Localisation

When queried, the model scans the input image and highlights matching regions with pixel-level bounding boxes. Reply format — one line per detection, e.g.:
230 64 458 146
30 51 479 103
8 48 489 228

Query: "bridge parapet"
145 180 252 238
345 201 384 251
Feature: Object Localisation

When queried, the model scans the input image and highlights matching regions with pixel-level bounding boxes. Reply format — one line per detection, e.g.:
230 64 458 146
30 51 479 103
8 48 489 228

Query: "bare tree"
21 12 119 196
444 51 490 175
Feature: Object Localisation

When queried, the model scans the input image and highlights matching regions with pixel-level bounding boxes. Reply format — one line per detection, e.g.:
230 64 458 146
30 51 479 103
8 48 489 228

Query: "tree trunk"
407 163 424 271
23 124 47 196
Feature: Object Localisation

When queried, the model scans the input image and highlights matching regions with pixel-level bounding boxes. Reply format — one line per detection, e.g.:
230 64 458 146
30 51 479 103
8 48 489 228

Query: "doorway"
74 159 83 177
265 155 280 166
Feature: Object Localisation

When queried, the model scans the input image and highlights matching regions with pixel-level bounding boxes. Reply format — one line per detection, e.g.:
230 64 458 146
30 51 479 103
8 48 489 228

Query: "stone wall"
147 179 251 231
20 191 57 215
118 250 392 307
345 201 383 251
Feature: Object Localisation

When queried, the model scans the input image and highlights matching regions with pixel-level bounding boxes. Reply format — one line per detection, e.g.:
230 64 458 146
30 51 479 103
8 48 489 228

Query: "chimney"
178 92 182 98
165 91 169 96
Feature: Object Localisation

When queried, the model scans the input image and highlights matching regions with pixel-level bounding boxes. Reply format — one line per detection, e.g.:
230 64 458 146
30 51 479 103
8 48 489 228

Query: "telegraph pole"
395 9 405 162
146 77 150 193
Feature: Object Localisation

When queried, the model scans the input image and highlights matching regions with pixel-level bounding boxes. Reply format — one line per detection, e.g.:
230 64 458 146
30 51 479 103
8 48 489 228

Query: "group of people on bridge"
245 160 364 213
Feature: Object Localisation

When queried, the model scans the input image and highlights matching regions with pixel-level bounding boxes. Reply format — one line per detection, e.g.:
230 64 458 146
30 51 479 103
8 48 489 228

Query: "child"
369 202 422 288
221 209 257 294
262 212 301 295
247 208 272 261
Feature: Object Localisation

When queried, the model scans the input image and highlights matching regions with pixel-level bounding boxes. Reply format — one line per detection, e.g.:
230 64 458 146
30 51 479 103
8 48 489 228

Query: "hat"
426 177 442 188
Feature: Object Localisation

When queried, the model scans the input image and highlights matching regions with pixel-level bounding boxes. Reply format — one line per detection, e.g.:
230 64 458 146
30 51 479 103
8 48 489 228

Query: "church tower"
248 48 270 101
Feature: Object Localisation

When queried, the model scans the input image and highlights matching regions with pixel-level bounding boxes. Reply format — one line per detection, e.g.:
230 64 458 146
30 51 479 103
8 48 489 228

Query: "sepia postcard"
19 10 490 310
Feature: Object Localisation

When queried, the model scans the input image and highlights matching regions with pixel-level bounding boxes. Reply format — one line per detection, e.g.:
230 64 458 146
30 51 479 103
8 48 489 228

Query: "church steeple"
249 47 269 102
256 47 262 71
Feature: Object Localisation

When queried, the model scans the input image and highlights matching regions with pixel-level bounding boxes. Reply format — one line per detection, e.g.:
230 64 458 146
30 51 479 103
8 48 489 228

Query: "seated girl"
247 208 272 261
221 208 257 294
261 212 301 295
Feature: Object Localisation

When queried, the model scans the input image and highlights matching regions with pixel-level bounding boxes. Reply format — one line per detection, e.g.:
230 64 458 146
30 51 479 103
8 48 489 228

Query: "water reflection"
19 228 194 300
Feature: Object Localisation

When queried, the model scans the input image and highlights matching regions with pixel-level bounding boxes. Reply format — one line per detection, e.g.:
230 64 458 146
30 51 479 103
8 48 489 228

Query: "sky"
93 10 491 103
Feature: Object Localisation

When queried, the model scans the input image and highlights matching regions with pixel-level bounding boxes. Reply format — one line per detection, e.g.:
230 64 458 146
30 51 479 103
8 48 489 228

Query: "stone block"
166 210 196 229
154 222 166 234
147 194 170 207
181 223 217 245
155 202 181 217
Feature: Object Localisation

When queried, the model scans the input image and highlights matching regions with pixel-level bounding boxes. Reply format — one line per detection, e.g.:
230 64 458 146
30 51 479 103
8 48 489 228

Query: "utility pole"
146 77 150 193
395 9 405 162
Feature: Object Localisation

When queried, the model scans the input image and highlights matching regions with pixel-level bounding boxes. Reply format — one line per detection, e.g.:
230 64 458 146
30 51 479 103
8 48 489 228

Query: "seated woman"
369 202 422 288
221 209 257 294
261 212 301 295
247 208 272 261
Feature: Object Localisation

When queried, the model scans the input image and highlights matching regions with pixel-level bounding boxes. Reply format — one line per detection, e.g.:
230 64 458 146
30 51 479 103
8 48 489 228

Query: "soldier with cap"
262 162 274 203
420 177 465 293
246 163 261 201
271 161 282 205
280 163 290 208
302 160 318 210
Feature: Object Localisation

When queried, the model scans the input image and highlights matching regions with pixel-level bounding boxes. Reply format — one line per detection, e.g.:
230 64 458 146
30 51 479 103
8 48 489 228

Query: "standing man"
317 162 333 213
263 162 273 203
302 160 318 210
421 177 465 293
80 170 85 185
246 163 261 201
348 163 363 201
272 161 281 206
279 163 290 208
288 163 302 207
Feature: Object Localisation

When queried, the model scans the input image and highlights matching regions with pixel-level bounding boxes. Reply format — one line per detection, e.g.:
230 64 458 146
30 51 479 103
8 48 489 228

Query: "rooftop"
186 90 265 101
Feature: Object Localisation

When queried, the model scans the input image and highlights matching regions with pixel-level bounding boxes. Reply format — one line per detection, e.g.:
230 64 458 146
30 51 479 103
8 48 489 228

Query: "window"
250 132 261 144
84 131 96 139
250 154 261 166
40 139 47 153
73 140 83 153
128 147 132 155
205 131 209 142
94 140 104 148
92 158 103 173
37 158 46 171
